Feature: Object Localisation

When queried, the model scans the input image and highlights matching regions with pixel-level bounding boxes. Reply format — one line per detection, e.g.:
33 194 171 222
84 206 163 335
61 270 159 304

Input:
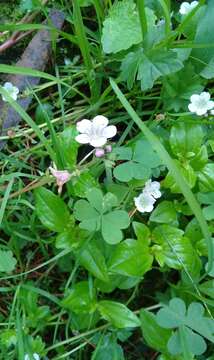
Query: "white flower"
210 109 214 115
179 1 198 15
24 353 40 360
134 179 161 213
188 92 214 116
134 192 156 213
144 179 161 199
75 115 117 148
1 82 19 102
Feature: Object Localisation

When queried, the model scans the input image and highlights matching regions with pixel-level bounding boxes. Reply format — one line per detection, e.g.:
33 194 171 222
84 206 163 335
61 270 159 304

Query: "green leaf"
156 298 214 343
73 199 100 232
150 201 177 225
163 161 196 193
199 280 214 299
61 281 96 314
198 164 214 192
55 226 87 250
101 0 142 54
58 126 79 169
152 225 201 276
192 1 214 73
113 161 151 182
35 187 71 232
167 327 206 356
121 48 183 91
140 309 171 353
108 238 153 276
0 250 17 273
102 210 130 244
71 171 97 198
113 139 161 182
132 222 151 246
169 122 204 159
91 334 124 360
74 189 129 243
162 65 203 112
35 103 53 125
78 241 109 282
98 300 140 328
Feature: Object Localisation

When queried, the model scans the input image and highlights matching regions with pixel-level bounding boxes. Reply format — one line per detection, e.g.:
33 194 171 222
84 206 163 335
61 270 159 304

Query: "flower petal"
207 100 214 110
76 119 92 133
196 108 207 116
190 94 199 103
200 92 211 102
188 103 197 113
75 134 90 144
92 115 109 128
90 136 107 147
102 125 117 139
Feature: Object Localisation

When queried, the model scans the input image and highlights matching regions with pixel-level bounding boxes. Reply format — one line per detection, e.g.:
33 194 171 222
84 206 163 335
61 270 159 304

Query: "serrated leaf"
0 250 17 273
101 0 142 54
98 300 140 328
35 187 71 232
121 48 183 91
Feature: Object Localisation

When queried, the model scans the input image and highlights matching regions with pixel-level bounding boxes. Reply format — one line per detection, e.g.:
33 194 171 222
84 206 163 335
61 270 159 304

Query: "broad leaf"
150 201 177 225
35 187 71 232
108 238 153 276
140 309 171 353
61 281 96 314
98 300 140 328
101 0 142 54
121 48 183 91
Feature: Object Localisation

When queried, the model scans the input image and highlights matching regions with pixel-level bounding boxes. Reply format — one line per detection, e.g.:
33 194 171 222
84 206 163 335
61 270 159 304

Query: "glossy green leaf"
35 187 71 232
150 201 177 225
98 300 140 328
78 241 109 282
108 238 153 276
198 164 214 192
140 309 171 353
169 122 204 158
61 281 96 314
152 225 201 276
58 126 79 169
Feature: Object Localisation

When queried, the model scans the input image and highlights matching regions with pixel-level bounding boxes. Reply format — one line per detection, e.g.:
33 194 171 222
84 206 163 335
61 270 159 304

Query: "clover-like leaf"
74 188 129 244
102 210 130 244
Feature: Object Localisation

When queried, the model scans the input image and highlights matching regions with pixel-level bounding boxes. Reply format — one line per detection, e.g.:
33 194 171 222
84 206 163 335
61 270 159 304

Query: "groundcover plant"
0 0 214 359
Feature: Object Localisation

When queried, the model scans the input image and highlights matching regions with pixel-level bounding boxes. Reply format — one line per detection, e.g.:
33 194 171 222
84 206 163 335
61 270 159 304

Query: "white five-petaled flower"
1 82 19 102
49 165 71 194
134 179 161 213
179 1 198 15
188 92 214 116
144 179 161 199
75 115 117 148
24 353 40 360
